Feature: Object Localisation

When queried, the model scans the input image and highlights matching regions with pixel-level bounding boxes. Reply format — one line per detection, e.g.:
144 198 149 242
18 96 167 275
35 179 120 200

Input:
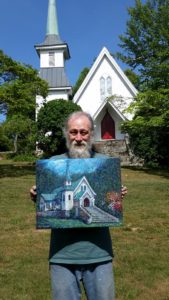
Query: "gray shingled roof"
40 67 71 88
42 34 63 46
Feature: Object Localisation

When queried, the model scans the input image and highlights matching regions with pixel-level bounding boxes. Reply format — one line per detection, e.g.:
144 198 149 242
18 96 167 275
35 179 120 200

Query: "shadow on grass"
0 163 35 178
122 166 169 179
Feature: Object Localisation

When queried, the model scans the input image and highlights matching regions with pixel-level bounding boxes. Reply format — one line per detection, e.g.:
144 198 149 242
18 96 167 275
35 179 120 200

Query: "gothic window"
100 77 105 99
49 52 55 67
107 76 112 95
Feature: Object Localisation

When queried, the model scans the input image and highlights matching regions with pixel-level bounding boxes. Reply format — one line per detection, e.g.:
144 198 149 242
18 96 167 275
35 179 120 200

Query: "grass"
0 161 169 299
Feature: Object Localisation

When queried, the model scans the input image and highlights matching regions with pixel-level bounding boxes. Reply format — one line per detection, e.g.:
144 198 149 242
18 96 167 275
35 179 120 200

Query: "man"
30 111 127 300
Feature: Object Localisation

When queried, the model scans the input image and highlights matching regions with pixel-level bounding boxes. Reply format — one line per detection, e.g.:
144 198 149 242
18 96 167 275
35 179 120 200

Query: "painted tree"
117 0 169 166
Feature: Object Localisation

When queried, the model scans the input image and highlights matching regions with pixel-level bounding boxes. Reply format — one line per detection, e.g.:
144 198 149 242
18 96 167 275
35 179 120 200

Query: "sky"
0 0 137 122
0 0 138 84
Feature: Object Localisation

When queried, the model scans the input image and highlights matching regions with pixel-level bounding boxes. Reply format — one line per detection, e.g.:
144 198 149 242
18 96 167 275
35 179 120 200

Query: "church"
35 0 137 160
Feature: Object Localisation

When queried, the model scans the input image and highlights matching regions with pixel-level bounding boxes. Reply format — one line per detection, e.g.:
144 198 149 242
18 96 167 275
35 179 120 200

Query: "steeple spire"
43 0 63 45
46 0 59 36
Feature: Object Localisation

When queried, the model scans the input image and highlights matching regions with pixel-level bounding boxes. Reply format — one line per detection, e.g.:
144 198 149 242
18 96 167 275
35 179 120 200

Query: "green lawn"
0 161 169 300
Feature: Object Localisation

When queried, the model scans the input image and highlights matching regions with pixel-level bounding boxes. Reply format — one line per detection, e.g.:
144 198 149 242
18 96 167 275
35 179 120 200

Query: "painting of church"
39 176 96 214
36 157 122 228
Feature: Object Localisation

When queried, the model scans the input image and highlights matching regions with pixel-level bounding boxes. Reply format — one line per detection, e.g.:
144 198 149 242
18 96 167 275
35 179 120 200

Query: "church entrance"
101 112 115 139
84 198 90 207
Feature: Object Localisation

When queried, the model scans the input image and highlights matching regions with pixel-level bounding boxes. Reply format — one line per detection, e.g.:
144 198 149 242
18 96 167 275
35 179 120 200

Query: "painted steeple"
35 0 72 104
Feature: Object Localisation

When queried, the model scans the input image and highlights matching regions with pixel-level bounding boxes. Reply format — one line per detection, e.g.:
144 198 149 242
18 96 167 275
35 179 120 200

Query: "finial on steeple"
46 0 59 36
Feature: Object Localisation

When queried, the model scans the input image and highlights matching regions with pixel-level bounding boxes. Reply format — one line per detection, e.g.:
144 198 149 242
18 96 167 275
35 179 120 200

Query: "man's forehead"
68 116 91 128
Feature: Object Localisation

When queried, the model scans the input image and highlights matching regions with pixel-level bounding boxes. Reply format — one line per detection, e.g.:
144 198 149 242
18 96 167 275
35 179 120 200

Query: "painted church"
39 176 96 213
35 0 137 145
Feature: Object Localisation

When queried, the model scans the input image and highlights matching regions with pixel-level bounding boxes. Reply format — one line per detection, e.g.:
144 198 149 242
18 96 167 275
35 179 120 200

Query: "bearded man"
30 111 127 300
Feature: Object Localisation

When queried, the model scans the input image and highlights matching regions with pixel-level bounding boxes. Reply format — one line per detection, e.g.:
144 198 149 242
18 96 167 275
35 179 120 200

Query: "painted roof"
40 67 71 88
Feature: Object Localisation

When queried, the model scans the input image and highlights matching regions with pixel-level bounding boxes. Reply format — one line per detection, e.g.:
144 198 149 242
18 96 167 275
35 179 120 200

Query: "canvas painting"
36 157 122 229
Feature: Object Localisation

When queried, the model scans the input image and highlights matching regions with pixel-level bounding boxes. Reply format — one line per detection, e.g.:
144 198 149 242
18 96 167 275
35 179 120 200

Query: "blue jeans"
50 261 115 300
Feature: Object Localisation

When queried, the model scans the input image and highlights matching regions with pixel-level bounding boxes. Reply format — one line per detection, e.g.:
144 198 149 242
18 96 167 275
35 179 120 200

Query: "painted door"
101 112 115 139
84 198 90 207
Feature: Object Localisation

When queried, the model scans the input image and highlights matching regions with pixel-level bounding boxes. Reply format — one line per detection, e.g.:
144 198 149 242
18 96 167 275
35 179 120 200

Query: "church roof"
74 47 138 103
40 67 71 88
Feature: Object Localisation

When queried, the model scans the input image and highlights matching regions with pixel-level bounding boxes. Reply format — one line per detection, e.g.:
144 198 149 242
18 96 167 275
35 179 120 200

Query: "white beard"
67 140 92 158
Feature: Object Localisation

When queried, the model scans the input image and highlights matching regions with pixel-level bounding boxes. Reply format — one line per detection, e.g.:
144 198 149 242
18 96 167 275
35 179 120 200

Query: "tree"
117 0 169 90
117 0 169 166
0 50 48 119
3 116 36 154
0 50 48 155
37 99 81 157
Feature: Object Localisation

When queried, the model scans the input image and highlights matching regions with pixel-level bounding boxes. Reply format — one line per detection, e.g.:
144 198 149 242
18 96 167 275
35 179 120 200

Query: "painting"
36 157 122 229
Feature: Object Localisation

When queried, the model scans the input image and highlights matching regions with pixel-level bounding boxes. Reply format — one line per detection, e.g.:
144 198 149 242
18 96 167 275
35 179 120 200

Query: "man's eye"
80 131 88 136
70 131 77 135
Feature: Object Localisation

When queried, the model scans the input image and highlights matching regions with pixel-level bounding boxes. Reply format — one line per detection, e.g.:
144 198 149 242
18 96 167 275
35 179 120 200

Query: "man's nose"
75 132 83 141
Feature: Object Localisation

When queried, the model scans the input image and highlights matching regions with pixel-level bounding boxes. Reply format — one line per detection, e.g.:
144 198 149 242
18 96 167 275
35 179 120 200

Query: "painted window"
49 52 55 67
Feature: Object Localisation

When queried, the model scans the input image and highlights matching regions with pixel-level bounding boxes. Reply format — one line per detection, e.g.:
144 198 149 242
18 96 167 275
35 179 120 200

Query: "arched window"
107 76 112 95
101 112 115 139
100 77 105 99
68 194 71 201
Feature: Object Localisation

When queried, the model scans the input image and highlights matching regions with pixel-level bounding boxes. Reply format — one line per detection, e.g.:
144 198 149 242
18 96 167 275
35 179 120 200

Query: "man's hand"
121 185 128 199
30 185 37 203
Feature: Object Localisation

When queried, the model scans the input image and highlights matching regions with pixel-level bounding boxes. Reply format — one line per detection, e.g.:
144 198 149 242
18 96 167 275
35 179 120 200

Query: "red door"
101 112 115 139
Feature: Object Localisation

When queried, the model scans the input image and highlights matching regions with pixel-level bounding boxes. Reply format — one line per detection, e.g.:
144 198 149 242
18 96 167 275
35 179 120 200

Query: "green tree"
0 50 48 118
0 126 11 151
0 50 48 155
117 0 169 166
37 99 81 157
2 116 36 154
117 0 169 90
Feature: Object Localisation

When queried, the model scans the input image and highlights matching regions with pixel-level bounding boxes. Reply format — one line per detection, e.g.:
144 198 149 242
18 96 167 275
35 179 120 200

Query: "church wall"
74 57 134 119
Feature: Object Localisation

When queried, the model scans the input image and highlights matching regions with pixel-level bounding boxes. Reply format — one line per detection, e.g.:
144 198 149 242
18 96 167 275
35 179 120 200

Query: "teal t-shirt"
49 152 113 264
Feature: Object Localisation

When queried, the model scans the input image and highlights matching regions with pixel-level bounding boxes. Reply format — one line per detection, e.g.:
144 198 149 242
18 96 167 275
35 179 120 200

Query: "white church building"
35 0 138 153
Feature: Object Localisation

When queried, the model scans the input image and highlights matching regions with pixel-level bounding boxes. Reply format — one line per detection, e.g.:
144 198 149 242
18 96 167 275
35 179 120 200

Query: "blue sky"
0 0 138 85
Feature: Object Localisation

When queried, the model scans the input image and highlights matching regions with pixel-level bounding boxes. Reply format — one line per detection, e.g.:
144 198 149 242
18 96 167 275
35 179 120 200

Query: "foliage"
72 67 89 98
122 89 169 167
2 115 37 154
0 50 48 155
0 50 48 118
117 0 169 166
124 69 140 90
37 99 82 157
117 0 169 90
0 126 11 151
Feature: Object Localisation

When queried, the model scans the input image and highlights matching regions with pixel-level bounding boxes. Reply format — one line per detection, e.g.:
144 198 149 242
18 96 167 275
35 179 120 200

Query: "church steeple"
44 0 63 45
34 0 72 104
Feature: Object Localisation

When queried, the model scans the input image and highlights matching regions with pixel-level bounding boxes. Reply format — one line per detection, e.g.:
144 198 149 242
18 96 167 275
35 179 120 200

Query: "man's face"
66 116 93 158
